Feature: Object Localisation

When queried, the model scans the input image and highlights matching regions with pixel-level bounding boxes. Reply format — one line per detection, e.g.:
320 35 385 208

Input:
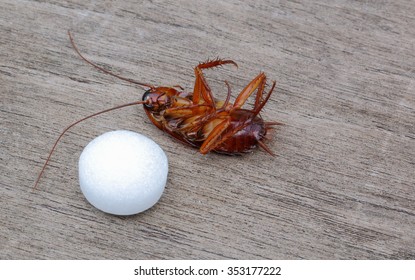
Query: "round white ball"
78 130 168 215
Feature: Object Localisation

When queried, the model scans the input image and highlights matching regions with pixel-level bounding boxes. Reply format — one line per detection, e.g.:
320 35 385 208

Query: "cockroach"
33 31 281 189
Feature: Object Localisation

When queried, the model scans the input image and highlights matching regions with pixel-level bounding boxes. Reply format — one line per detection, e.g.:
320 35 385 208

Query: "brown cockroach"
34 31 281 189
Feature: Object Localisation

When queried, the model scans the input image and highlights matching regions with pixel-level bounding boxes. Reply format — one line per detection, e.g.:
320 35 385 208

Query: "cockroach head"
142 88 170 111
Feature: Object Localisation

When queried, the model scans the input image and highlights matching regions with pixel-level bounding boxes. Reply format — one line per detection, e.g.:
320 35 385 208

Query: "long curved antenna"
33 100 148 190
68 30 154 89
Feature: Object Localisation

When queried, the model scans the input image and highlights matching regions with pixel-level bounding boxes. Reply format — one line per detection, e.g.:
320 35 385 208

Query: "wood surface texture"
1 0 415 259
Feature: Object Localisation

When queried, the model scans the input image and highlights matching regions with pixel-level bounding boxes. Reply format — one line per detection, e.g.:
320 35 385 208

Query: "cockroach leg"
233 72 266 109
192 59 238 105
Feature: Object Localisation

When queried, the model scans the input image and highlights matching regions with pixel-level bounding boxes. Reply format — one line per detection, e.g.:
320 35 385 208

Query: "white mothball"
78 130 168 215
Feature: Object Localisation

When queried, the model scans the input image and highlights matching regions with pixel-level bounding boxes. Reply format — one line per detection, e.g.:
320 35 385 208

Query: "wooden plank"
1 0 414 259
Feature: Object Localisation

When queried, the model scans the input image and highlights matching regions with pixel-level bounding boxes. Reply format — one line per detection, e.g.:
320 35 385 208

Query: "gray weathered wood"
1 0 414 259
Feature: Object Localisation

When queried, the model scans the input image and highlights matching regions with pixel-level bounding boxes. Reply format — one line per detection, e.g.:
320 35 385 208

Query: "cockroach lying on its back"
34 31 282 189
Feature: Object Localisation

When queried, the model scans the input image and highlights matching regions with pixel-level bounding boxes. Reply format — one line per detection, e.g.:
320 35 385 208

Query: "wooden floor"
1 0 414 259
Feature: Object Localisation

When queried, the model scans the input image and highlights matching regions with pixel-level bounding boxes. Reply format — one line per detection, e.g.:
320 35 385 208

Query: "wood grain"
1 0 414 259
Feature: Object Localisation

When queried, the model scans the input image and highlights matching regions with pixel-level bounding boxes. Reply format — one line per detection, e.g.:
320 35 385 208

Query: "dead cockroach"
34 31 281 189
